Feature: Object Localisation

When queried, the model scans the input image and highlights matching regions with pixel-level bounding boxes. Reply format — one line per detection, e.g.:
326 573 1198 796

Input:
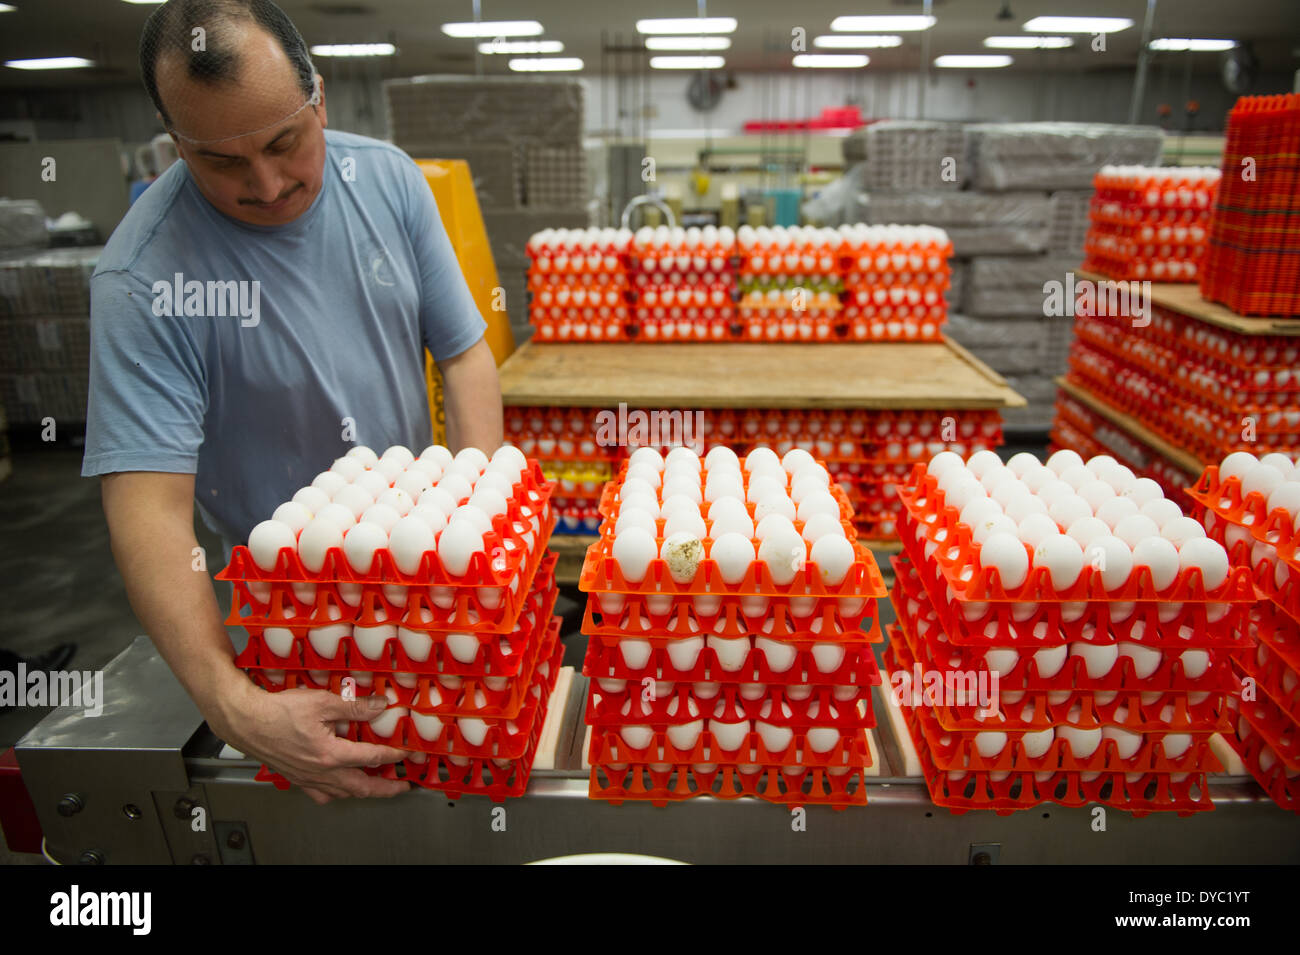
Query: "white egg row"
261 613 539 665
343 685 525 747
604 634 852 675
247 445 537 580
978 641 1211 681
958 725 1197 762
925 448 1232 595
615 705 851 756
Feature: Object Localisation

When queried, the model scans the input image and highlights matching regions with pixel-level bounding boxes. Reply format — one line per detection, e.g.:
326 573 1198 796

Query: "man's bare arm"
438 336 503 453
100 471 411 804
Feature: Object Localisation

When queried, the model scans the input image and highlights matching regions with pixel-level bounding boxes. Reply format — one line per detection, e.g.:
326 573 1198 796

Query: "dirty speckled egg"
662 532 705 584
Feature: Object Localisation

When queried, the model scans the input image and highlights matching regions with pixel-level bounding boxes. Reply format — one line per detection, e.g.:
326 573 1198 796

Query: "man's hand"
209 678 412 805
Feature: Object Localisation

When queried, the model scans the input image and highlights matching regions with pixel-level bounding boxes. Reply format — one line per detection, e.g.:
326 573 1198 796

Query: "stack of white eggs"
884 448 1251 813
581 444 886 808
1190 451 1300 811
225 443 565 800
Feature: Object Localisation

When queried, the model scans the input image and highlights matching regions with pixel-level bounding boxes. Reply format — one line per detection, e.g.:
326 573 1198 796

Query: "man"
83 0 503 804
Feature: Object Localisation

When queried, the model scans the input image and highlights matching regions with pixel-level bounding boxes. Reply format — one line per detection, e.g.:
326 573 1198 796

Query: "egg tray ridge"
1227 669 1300 771
887 622 1233 734
892 558 1242 693
226 518 557 637
254 635 562 801
895 535 1255 651
580 589 878 642
239 588 559 719
898 466 1257 604
885 644 1222 777
1191 494 1300 628
581 616 883 688
1221 707 1300 814
588 759 869 809
1234 605 1300 725
586 679 877 731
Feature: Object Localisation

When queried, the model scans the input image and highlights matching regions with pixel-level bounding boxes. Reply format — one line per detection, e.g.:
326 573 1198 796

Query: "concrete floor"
0 433 1046 863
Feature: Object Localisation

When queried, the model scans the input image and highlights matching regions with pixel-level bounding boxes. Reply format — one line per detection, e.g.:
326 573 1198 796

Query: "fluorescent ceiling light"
121 1 166 4
645 36 732 50
0 3 15 9
794 53 869 68
1150 38 1236 51
934 54 1013 68
831 15 935 32
441 20 542 38
813 35 903 49
477 39 564 54
1024 16 1132 33
984 35 1073 49
310 43 395 57
508 57 583 72
636 17 737 35
649 55 726 69
6 56 94 69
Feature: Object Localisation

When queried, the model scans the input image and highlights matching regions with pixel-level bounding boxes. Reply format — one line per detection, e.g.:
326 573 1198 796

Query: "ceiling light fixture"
477 39 564 54
508 57 583 72
934 54 1013 68
983 35 1073 49
794 53 869 68
636 17 737 35
310 43 396 56
1023 16 1132 33
441 21 543 38
649 55 726 69
831 15 935 31
1149 38 1237 52
813 35 903 49
645 36 732 51
5 56 94 69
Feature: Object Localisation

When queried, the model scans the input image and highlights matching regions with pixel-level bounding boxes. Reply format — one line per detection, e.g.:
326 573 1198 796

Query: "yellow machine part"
414 158 517 445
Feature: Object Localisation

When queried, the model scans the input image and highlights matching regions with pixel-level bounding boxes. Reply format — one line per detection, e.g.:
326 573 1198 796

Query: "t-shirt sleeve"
398 155 488 362
81 269 209 477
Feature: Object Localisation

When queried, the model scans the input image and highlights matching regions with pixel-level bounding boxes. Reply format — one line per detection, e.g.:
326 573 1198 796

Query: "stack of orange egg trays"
218 461 564 801
504 404 1004 543
1187 456 1300 812
837 225 951 342
527 228 632 343
630 229 736 341
577 449 890 808
887 461 1256 816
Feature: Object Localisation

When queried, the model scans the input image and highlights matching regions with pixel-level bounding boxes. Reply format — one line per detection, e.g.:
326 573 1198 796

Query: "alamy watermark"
151 272 260 327
889 663 1001 717
0 665 104 717
1044 272 1151 328
594 402 706 454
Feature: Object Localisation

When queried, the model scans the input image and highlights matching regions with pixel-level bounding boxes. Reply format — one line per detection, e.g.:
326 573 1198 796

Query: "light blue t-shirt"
82 129 488 547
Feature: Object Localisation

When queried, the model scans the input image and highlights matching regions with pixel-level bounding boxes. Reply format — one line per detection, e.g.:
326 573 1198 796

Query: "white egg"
1132 536 1180 591
1021 727 1055 759
795 489 840 524
980 532 1029 590
666 446 702 472
744 447 782 473
1258 452 1295 478
1140 498 1182 530
1005 494 1049 524
1179 650 1210 679
928 450 965 478
1057 725 1102 758
375 458 405 482
1161 516 1205 549
1049 494 1094 530
408 457 445 481
624 468 662 492
757 699 794 752
439 521 485 577
291 486 331 514
810 534 855 586
1085 454 1118 475
978 465 1010 493
943 477 987 513
353 623 395 661
1161 734 1193 760
297 518 344 573
754 493 797 523
984 648 1019 676
961 497 1003 529
711 533 756 584
1059 463 1093 490
707 635 751 672
1118 641 1162 679
352 470 390 501
451 504 494 536
1046 449 1084 475
800 512 845 543
248 519 297 572
755 513 797 542
1242 463 1286 500
409 502 448 534
467 487 509 519
392 469 434 501
1122 477 1164 507
937 465 975 495
262 627 294 657
966 449 1003 479
453 446 489 473
1178 538 1229 591
388 515 434 575
307 623 351 660
628 446 665 472
420 445 454 469
1083 535 1133 592
1020 467 1054 493
345 445 380 468
705 473 745 504
705 446 741 471
758 530 807 586
1102 726 1142 760
1070 640 1118 679
1033 644 1068 678
1113 514 1160 549
358 503 400 535
664 508 708 539
1034 478 1074 508
375 488 414 517
791 472 831 504
475 470 515 500
991 476 1031 510
331 484 374 520
1066 516 1111 550
1017 513 1061 549
419 486 459 516
1096 496 1140 529
1076 479 1116 513
1266 482 1300 520
781 448 816 473
311 470 348 497
1005 452 1042 477
315 502 358 531
343 521 389 574
612 527 657 583
972 513 1018 545
436 473 474 505
1033 533 1084 591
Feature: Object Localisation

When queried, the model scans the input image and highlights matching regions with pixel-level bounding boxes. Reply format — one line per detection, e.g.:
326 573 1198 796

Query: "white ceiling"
1 0 1296 91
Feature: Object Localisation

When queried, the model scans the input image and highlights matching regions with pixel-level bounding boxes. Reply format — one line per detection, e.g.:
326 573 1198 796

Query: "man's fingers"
325 736 410 769
329 767 413 799
300 785 333 806
317 691 392 723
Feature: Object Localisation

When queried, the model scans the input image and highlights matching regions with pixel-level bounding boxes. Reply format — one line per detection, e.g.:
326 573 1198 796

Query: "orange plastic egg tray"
585 679 876 730
588 760 869 809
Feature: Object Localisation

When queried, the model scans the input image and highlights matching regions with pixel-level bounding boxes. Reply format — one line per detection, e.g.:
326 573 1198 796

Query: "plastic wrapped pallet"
397 143 521 209
859 191 1050 255
482 209 589 273
0 246 100 318
0 371 89 426
967 122 1164 191
944 312 1048 374
962 254 1077 317
524 146 588 207
384 76 584 148
0 316 90 373
946 258 969 308
1048 189 1093 257
0 200 48 251
858 121 968 191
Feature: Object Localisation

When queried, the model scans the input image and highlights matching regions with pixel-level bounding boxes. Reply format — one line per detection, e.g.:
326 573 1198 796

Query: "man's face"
158 26 328 227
